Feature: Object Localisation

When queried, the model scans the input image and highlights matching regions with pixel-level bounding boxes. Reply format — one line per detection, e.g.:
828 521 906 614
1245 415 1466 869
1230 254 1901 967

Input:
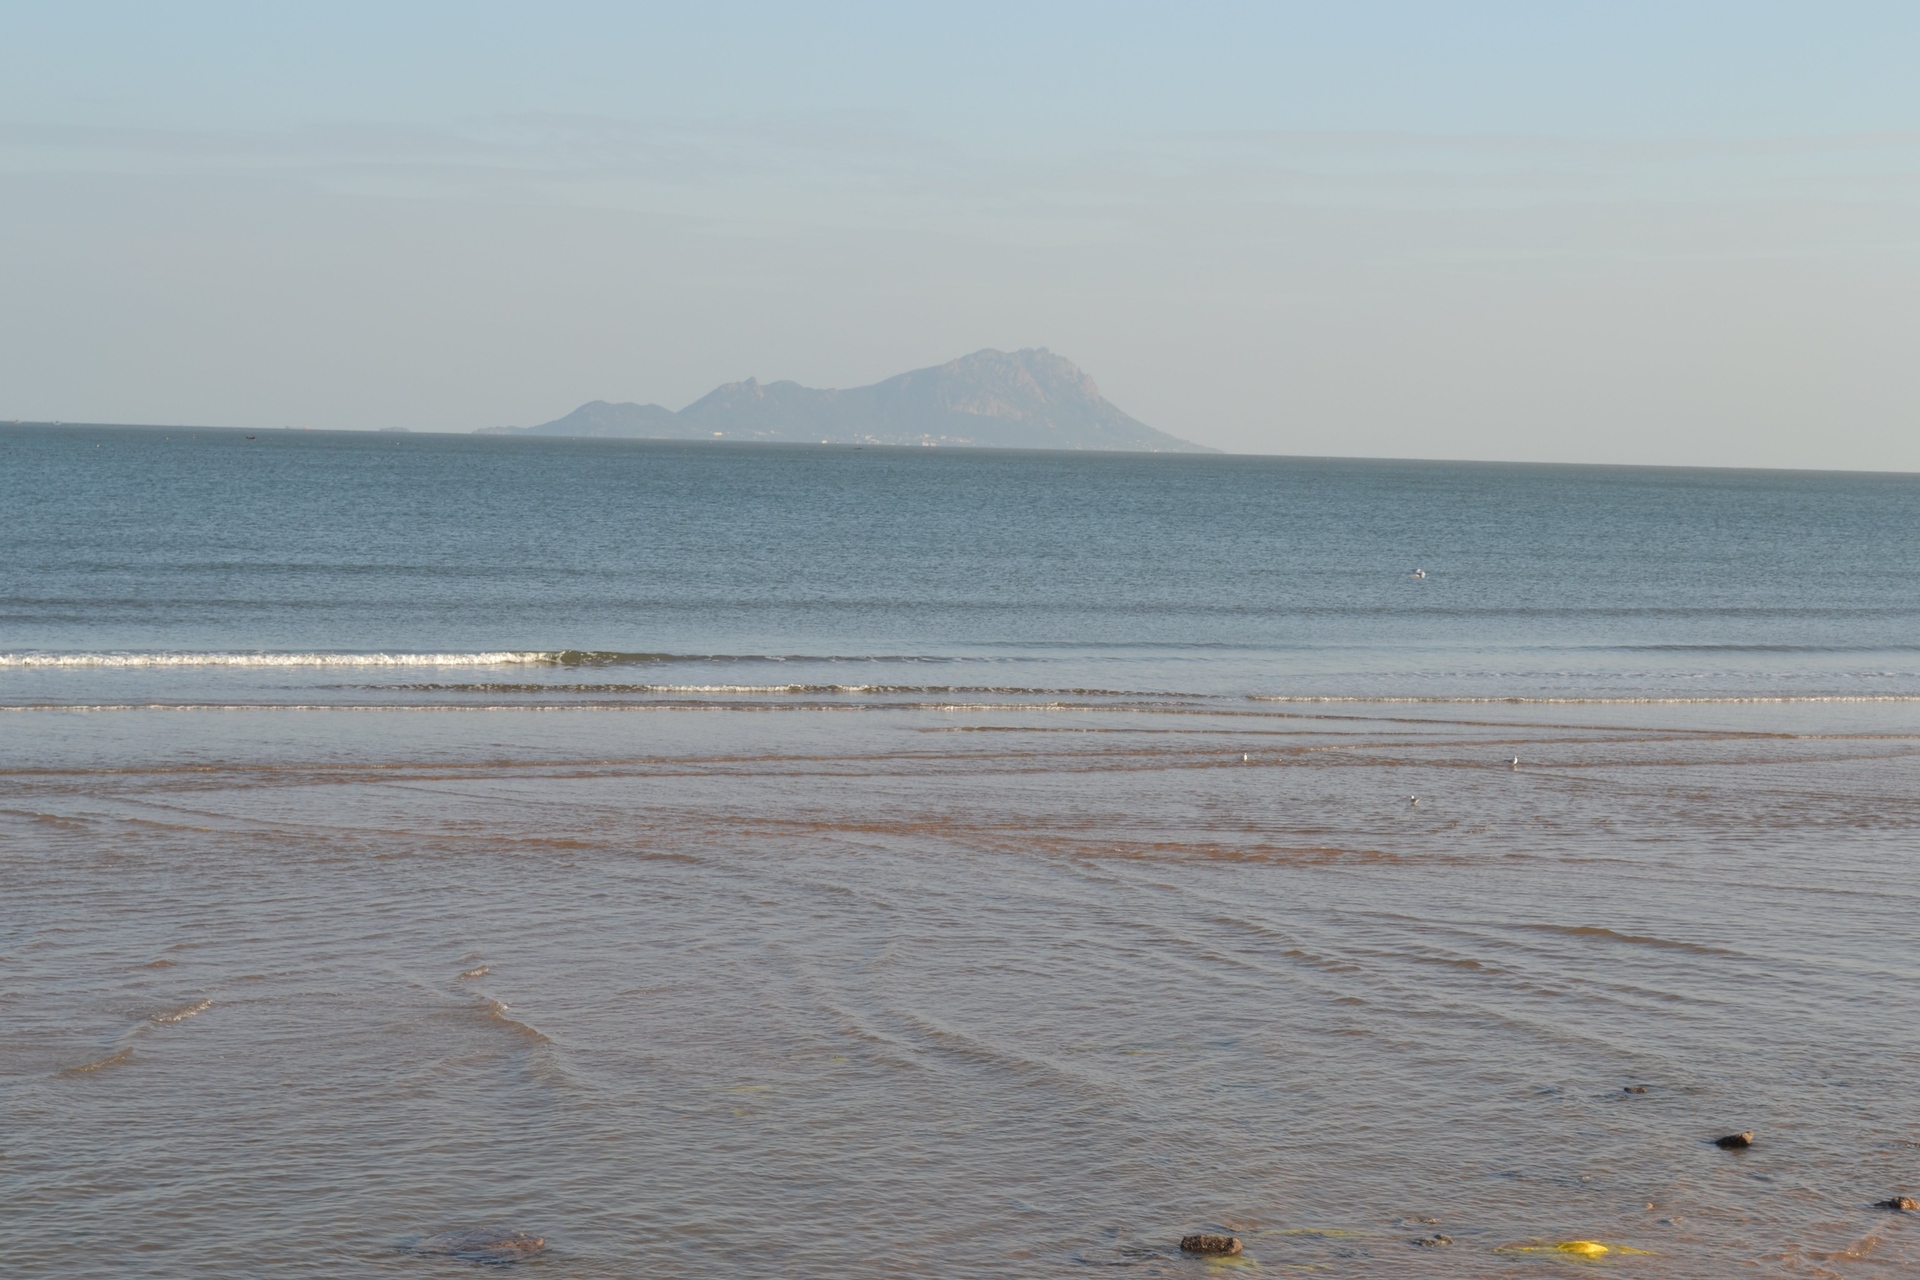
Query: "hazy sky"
3 2 1918 467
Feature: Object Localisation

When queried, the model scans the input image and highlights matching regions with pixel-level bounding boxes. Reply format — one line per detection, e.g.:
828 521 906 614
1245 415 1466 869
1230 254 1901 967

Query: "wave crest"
0 651 560 669
0 649 953 669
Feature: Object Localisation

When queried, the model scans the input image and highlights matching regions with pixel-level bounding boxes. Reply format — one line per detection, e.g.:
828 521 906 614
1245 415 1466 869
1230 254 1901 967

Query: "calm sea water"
4 426 1918 1276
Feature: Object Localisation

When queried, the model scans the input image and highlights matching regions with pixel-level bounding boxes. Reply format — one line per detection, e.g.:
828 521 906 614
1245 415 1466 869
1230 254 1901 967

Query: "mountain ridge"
477 348 1213 452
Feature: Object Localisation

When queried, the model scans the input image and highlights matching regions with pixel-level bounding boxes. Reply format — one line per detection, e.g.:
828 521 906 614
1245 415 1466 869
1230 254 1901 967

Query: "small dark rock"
1180 1233 1242 1256
1623 1085 1648 1094
1877 1196 1919 1212
1714 1131 1754 1149
412 1228 546 1264
1412 1234 1453 1247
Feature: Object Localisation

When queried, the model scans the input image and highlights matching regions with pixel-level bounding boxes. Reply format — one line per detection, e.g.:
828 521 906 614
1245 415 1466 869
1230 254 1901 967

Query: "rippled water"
3 427 1919 1276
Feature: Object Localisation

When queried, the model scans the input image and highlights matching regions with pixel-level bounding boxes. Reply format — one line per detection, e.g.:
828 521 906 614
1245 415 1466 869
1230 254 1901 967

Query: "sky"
2 2 1918 467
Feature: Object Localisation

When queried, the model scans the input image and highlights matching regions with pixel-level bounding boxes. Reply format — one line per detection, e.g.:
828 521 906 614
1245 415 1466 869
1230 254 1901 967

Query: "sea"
3 424 1918 1277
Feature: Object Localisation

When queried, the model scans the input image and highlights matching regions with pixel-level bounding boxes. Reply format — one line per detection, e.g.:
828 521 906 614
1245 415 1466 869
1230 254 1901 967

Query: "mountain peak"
897 348 1110 422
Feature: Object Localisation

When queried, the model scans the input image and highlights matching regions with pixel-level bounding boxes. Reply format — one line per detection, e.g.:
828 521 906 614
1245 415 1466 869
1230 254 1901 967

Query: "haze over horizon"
4 3 1919 469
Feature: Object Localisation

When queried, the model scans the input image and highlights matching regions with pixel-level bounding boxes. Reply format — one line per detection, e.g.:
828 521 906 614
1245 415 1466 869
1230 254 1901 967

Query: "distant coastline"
475 347 1214 452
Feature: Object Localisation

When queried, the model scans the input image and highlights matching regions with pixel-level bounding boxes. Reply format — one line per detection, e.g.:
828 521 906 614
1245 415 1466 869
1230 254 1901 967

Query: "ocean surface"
3 424 1918 1277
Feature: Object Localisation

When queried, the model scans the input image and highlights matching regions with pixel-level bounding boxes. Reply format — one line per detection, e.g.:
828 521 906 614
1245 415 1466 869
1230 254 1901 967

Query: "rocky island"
477 348 1213 452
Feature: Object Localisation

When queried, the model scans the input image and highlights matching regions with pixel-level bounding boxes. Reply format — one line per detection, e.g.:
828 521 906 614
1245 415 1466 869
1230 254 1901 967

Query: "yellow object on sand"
1495 1238 1654 1258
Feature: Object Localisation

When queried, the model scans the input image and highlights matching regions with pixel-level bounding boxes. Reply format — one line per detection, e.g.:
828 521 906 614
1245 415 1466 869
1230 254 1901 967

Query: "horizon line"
5 419 1917 480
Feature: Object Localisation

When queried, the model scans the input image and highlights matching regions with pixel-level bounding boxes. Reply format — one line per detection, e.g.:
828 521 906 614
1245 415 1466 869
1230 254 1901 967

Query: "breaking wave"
0 650 965 669
152 998 213 1024
0 651 559 669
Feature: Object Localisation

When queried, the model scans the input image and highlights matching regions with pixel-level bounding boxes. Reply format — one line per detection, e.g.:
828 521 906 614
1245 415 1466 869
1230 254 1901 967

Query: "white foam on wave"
479 998 551 1044
151 998 213 1024
566 683 916 694
0 651 558 669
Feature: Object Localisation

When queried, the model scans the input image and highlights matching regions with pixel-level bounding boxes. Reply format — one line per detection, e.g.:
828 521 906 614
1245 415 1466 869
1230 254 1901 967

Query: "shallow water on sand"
5 701 1918 1277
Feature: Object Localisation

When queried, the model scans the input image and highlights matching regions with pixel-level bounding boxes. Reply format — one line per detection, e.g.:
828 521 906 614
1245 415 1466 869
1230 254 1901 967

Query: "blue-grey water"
3 425 1918 1277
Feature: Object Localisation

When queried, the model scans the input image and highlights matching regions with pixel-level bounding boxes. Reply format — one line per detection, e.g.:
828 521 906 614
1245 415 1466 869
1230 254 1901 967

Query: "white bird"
1242 754 1250 763
1410 568 1426 578
1408 795 1420 806
1509 757 1520 769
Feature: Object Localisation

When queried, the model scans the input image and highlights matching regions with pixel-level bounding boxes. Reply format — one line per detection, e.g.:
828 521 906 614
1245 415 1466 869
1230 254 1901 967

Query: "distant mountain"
477 348 1214 452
